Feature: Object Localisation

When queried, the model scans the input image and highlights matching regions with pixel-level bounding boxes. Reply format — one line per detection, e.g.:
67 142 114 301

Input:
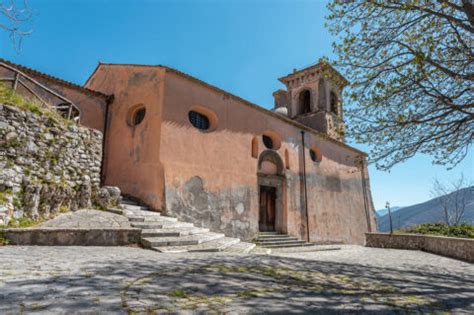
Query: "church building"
1 58 377 244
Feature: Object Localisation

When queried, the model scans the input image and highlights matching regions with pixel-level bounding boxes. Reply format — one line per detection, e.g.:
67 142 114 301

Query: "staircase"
109 198 256 254
254 232 315 248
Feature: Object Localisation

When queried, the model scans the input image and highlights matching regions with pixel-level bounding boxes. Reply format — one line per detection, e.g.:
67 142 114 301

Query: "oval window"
132 107 146 126
262 135 273 149
310 148 322 163
188 111 210 130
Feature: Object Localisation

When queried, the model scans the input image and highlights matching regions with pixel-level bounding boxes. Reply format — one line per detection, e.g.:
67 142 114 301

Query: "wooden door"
259 186 276 231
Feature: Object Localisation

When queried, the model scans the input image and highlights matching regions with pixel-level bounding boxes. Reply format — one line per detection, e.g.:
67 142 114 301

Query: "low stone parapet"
366 232 474 263
1 228 141 246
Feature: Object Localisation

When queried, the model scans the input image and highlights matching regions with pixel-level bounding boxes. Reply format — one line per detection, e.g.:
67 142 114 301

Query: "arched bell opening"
297 89 311 115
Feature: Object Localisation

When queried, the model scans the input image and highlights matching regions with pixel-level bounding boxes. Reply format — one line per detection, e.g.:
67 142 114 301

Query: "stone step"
270 245 342 253
224 242 256 254
129 215 177 223
126 216 146 222
256 234 293 239
106 208 123 215
120 199 140 206
153 237 240 253
258 232 279 236
260 242 315 248
256 239 307 245
115 195 247 255
255 236 298 242
121 204 149 211
151 215 176 221
127 216 167 223
131 221 192 229
158 222 195 229
141 227 209 237
256 238 303 244
123 210 162 217
142 232 224 247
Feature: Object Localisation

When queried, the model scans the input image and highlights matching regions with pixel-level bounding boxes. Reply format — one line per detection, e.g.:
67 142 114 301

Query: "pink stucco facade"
85 62 377 244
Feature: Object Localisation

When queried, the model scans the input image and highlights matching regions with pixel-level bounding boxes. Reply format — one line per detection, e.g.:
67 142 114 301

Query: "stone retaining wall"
1 228 141 246
0 103 103 225
366 232 474 263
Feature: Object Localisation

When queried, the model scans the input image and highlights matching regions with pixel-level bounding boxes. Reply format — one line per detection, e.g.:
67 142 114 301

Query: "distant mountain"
377 187 474 232
376 206 403 218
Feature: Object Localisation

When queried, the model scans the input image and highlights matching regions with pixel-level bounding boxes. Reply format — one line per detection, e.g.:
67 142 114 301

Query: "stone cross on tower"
273 59 348 142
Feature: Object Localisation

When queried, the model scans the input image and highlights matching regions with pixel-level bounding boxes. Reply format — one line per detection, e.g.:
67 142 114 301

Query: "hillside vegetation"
401 223 474 239
378 187 474 232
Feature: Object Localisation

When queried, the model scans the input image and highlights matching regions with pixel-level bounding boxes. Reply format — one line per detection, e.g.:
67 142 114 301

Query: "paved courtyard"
0 245 473 314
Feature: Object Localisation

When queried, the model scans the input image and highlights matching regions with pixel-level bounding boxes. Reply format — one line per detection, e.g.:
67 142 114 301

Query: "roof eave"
278 62 349 87
0 58 110 99
163 67 365 157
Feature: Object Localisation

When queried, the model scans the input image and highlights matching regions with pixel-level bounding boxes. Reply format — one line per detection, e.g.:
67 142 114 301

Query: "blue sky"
1 0 472 209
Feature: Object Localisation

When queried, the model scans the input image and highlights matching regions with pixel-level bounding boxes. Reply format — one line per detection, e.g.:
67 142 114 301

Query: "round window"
310 148 322 163
262 135 273 149
132 107 146 126
188 111 210 130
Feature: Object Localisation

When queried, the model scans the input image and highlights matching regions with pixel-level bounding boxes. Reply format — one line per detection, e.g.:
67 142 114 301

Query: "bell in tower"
273 59 347 142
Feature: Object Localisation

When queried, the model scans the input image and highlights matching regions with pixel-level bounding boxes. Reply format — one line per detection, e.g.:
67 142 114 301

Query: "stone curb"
1 228 141 246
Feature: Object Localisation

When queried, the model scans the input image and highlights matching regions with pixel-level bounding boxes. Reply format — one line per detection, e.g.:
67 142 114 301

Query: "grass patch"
0 189 12 205
0 83 71 125
59 205 69 214
168 289 188 298
5 217 40 229
0 234 9 246
237 290 260 298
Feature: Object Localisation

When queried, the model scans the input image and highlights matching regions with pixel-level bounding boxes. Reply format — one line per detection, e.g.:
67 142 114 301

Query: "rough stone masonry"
0 103 103 225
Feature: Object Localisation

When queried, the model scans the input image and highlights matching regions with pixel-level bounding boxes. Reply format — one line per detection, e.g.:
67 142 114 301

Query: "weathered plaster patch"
165 176 256 240
128 71 157 87
235 202 244 215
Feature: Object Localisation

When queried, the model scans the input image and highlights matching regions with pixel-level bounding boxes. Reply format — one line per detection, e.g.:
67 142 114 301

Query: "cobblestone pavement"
38 209 131 229
0 245 472 314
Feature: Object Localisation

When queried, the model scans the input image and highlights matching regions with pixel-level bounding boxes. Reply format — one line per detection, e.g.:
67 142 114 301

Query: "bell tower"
273 59 347 142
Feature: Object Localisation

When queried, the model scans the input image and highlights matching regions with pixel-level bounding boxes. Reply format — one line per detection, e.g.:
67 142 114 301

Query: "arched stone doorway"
257 150 285 232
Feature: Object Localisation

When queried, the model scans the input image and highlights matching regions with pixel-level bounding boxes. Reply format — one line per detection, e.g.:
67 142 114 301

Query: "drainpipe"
100 95 114 186
360 157 372 232
300 130 310 242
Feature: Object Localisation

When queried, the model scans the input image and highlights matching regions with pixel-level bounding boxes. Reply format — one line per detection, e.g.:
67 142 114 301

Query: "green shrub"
0 189 12 205
7 217 39 229
403 223 474 239
0 235 9 246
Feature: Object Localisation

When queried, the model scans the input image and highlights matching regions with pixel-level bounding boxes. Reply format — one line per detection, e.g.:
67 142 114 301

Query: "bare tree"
431 173 473 226
0 0 32 50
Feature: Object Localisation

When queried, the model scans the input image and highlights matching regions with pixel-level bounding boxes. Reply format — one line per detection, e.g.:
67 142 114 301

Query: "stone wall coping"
1 228 141 232
366 232 474 243
1 228 142 246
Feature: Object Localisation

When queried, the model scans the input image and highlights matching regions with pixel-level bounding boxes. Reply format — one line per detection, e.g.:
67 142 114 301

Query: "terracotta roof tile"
0 58 110 99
